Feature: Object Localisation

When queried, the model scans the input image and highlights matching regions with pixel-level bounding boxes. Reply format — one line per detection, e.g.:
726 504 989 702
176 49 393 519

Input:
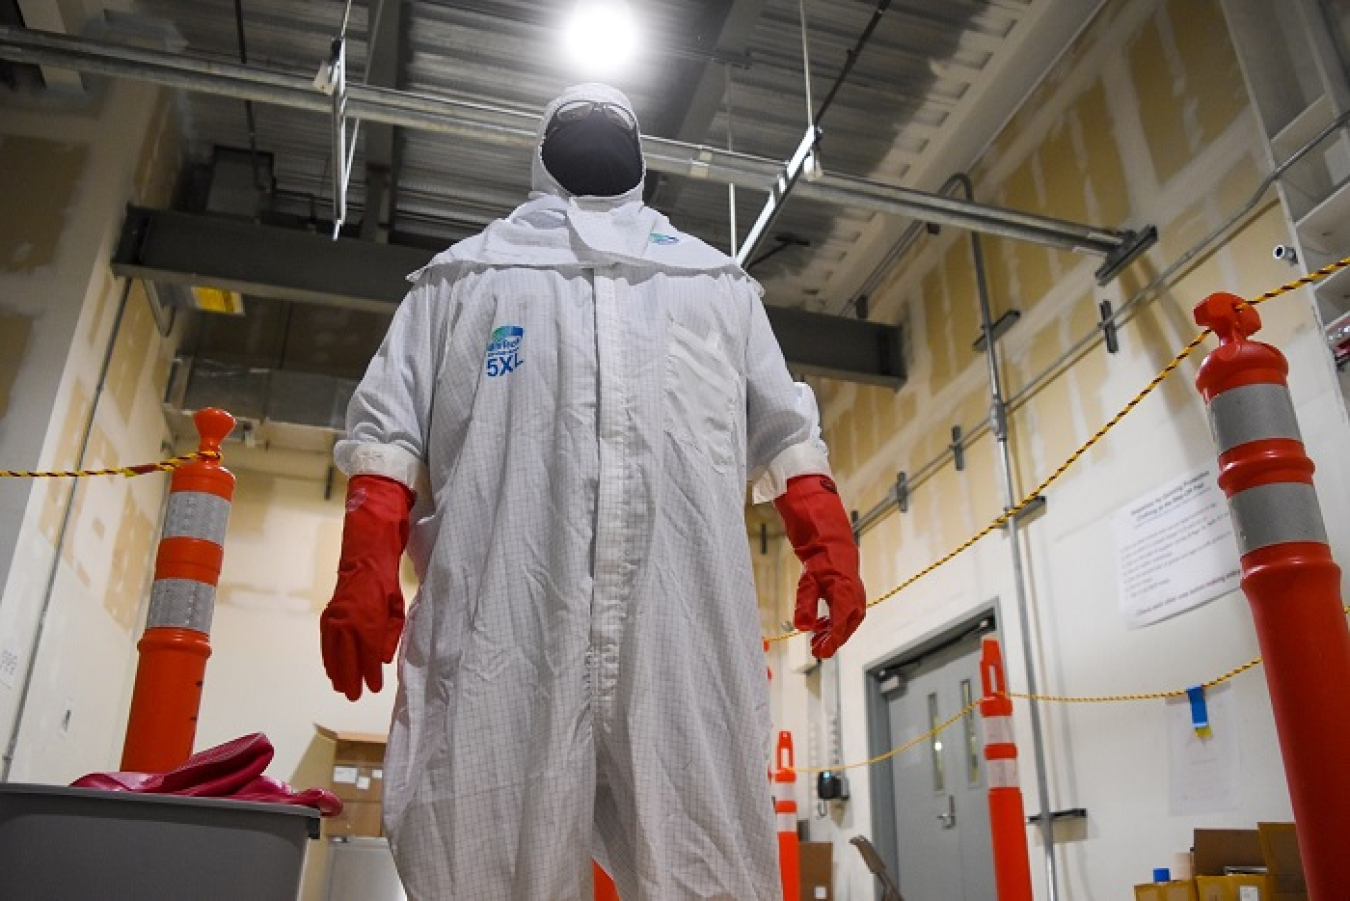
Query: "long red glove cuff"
335 474 414 595
774 474 866 657
321 474 414 700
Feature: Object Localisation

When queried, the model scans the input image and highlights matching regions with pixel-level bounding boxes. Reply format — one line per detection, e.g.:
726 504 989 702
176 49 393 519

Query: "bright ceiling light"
563 1 640 78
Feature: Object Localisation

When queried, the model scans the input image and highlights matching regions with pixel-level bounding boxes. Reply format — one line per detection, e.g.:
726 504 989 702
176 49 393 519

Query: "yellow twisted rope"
792 699 983 776
767 254 1350 645
0 450 221 480
792 604 1350 774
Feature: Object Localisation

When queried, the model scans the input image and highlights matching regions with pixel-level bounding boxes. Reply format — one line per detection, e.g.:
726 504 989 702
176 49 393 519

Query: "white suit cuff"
750 441 831 504
335 441 426 493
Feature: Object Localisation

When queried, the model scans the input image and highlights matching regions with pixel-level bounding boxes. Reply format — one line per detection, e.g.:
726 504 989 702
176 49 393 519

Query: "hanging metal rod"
0 25 1154 270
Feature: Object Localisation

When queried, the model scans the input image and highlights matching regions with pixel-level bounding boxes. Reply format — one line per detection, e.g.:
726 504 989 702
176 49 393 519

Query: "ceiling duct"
165 356 355 454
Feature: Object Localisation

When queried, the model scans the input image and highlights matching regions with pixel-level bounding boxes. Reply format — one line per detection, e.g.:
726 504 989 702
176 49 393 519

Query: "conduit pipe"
851 103 1350 541
953 172 1058 901
0 25 1150 268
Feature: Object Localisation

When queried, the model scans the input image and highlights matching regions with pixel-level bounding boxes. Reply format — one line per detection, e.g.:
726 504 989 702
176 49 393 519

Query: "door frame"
863 604 998 900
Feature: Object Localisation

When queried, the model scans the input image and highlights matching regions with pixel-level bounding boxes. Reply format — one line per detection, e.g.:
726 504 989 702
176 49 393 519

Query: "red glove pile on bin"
71 732 342 816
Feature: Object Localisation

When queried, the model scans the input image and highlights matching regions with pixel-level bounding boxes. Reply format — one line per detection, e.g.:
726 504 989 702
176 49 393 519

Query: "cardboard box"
799 841 832 900
329 762 384 802
1135 880 1199 901
323 798 383 838
1190 823 1305 901
1194 829 1264 878
315 725 388 838
1258 823 1305 901
1196 874 1268 900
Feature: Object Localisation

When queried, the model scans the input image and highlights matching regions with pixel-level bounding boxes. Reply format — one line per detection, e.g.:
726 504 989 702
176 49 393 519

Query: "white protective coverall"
335 83 830 900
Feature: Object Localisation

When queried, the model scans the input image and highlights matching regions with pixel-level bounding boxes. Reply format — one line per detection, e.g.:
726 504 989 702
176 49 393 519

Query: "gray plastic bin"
0 782 320 901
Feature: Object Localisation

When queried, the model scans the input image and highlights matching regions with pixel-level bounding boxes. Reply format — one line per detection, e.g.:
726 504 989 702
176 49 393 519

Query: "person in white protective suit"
320 83 866 900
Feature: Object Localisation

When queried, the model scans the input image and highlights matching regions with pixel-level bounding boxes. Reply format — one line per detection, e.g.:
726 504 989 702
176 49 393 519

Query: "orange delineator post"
593 861 620 901
121 408 235 772
979 636 1033 901
1193 293 1350 900
773 730 800 901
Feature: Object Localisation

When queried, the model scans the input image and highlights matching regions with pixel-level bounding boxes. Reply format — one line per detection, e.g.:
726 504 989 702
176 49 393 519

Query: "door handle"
935 795 956 829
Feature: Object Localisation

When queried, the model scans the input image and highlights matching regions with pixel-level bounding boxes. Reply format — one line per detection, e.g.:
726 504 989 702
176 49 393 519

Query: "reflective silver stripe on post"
1229 482 1328 553
147 578 216 633
982 715 1014 746
162 491 231 545
987 758 1019 789
777 811 796 831
1207 384 1302 454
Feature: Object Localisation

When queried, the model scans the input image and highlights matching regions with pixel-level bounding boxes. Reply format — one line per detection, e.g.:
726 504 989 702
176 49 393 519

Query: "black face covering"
541 111 643 197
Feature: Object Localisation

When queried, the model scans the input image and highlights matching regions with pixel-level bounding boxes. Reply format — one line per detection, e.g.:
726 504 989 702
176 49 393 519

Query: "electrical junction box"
816 770 848 801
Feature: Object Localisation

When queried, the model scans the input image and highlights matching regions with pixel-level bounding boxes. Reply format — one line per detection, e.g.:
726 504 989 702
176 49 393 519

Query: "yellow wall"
765 1 1349 895
0 80 187 781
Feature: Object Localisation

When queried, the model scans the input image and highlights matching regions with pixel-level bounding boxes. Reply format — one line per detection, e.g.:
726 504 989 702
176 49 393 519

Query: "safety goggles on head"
546 100 638 138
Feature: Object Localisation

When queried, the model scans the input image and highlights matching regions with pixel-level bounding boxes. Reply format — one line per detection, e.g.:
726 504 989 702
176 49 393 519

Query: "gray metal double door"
881 628 996 899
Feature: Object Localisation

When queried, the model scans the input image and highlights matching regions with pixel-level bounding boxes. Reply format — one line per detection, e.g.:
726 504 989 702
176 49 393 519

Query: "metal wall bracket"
895 471 909 513
1094 225 1157 284
1027 807 1087 825
1098 299 1119 354
973 309 1021 352
1005 495 1047 528
950 425 965 471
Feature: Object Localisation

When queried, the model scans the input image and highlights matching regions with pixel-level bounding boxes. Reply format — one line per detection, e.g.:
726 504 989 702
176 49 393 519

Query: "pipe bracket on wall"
973 309 1021 352
950 425 965 472
895 471 909 513
1098 300 1119 354
1006 495 1047 528
1093 225 1157 285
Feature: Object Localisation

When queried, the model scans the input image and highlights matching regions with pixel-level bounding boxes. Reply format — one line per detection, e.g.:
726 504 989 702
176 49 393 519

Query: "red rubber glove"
774 474 866 659
321 474 414 700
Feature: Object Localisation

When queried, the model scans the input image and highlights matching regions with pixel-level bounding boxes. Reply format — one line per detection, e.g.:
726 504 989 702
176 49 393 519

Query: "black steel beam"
111 207 904 385
112 207 433 310
766 304 905 388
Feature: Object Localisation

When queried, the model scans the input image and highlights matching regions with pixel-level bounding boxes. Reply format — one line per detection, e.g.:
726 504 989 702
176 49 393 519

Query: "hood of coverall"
532 83 646 207
411 82 740 272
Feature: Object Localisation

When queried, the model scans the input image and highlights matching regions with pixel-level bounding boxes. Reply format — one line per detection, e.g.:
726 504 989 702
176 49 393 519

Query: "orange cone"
1193 293 1350 899
979 636 1032 901
773 730 800 901
593 861 620 901
121 408 235 772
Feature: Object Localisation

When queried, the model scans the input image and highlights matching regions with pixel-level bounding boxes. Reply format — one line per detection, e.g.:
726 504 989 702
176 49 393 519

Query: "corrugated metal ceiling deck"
3 0 1117 440
121 0 1083 309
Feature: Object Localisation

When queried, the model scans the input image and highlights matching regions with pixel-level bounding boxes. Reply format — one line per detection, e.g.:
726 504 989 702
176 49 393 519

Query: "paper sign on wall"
1112 463 1241 629
1167 683 1240 815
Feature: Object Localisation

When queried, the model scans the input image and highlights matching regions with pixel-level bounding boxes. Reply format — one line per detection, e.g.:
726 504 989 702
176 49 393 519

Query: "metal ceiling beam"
111 207 905 386
735 125 820 268
771 305 905 388
112 207 433 310
645 0 768 211
360 0 403 240
0 24 1152 272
